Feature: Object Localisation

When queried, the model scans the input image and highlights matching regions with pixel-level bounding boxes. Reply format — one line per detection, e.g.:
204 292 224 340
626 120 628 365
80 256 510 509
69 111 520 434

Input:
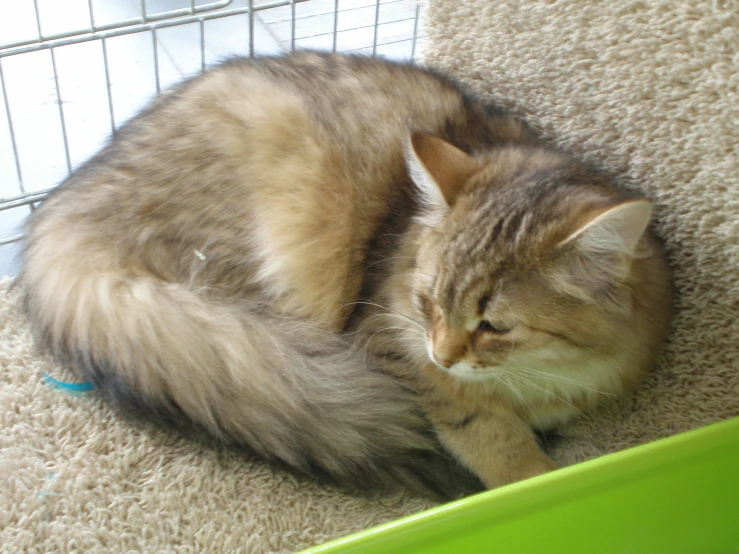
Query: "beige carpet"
2 1 738 551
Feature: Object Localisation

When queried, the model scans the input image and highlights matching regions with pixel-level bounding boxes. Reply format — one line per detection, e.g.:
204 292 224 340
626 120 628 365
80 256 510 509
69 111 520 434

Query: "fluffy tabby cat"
21 52 672 498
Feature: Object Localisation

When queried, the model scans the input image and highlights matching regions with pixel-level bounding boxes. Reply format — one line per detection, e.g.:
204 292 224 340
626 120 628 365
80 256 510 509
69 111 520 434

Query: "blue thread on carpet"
42 371 94 394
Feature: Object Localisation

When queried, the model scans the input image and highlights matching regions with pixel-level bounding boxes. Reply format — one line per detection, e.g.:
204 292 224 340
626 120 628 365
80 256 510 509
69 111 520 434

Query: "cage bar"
332 0 339 53
0 1 309 59
411 2 421 60
152 29 161 94
372 0 381 57
101 38 116 134
0 60 24 193
248 0 255 57
49 48 73 176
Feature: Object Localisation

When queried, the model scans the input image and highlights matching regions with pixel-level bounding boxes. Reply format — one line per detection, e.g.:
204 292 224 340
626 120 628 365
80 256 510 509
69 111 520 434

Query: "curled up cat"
20 52 673 499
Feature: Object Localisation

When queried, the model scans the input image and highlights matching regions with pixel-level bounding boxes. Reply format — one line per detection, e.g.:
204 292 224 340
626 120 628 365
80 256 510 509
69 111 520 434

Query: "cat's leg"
429 405 557 488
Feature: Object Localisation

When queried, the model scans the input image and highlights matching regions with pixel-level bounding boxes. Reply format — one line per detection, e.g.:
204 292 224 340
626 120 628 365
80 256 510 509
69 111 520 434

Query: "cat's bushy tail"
21 249 479 498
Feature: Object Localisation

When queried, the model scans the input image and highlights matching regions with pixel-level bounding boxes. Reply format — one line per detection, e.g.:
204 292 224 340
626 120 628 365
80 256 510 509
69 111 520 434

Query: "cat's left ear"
560 199 652 257
554 199 653 297
405 133 479 210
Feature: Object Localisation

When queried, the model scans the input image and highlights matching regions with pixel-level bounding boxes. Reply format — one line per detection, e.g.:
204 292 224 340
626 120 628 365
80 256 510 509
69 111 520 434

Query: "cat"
20 51 673 498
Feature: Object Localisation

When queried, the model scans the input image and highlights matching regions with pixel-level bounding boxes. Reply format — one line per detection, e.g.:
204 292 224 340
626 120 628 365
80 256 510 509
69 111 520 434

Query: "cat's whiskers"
367 325 425 343
515 366 616 397
329 299 424 333
356 319 426 352
349 300 425 331
364 256 417 270
495 373 545 428
482 372 540 425
373 337 426 356
503 371 585 417
361 329 425 362
396 271 435 279
360 311 425 333
350 314 425 349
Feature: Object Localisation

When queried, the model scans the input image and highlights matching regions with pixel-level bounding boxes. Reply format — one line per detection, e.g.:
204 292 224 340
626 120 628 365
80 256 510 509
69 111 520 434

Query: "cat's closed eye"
414 293 432 318
476 320 513 335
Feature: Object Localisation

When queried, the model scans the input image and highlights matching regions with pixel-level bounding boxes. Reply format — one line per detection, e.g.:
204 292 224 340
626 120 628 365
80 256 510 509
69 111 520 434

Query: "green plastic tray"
303 417 739 553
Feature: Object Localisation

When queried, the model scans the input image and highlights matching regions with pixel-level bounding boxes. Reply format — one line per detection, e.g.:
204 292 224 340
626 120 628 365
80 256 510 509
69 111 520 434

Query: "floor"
0 0 427 277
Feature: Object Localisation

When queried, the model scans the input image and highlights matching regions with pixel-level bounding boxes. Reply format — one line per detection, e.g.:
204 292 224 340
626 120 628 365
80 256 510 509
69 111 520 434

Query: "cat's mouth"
429 357 501 382
425 342 501 381
447 363 500 382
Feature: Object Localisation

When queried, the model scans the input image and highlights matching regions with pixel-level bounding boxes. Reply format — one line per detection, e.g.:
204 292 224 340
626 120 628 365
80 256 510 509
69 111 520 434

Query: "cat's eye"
476 320 512 335
414 293 432 317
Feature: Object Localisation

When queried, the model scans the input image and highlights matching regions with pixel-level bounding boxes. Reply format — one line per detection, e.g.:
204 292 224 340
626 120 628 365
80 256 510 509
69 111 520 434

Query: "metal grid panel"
0 0 427 276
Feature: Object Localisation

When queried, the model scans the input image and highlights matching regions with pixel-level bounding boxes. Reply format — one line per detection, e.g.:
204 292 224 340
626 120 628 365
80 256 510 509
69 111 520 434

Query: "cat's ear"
405 133 479 209
561 199 652 256
554 200 653 299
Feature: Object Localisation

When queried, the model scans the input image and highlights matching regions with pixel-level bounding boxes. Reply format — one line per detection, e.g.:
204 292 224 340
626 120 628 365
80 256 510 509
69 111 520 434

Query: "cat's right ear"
405 133 479 211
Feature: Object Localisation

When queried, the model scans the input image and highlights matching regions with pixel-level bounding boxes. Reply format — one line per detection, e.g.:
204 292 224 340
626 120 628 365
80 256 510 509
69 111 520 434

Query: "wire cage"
0 0 427 277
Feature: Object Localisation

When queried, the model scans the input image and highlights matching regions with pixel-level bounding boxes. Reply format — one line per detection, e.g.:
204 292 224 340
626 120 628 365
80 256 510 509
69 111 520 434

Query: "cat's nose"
432 352 453 368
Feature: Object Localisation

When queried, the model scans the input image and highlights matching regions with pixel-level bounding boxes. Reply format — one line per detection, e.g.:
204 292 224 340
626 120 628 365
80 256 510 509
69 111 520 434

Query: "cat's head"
405 133 666 399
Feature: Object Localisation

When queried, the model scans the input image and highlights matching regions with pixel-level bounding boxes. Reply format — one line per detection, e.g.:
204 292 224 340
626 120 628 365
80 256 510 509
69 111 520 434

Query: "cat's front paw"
480 454 557 489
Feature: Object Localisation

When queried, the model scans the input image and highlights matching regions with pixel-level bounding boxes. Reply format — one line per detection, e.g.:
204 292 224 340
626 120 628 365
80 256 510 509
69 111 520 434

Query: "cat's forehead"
434 260 504 317
432 236 514 315
441 197 550 268
432 192 574 310
427 163 619 311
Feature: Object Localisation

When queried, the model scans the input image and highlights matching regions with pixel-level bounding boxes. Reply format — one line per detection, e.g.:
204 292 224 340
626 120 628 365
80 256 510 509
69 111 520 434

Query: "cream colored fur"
1 1 737 551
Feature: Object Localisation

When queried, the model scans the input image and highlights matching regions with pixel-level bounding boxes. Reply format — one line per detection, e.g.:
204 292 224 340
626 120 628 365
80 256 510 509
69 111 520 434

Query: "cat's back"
43 52 473 222
26 53 487 326
159 52 475 179
209 52 468 135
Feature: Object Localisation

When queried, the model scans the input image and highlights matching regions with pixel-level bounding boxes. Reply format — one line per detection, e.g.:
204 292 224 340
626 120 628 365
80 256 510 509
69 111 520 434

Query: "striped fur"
21 52 672 496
